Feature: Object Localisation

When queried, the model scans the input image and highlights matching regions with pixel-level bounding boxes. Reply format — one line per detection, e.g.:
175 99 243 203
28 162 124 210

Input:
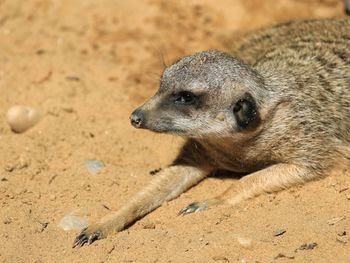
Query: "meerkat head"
130 50 268 139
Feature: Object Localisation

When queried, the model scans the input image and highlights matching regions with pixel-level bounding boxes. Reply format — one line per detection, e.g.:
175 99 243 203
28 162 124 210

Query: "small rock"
236 236 252 248
18 155 30 169
84 159 105 176
61 106 75 113
58 209 88 231
339 186 349 193
6 105 42 133
337 230 346 236
298 242 318 250
274 253 295 259
212 256 229 262
34 220 49 232
36 49 46 55
4 156 30 173
106 244 115 254
101 204 111 210
49 194 56 201
141 221 156 229
3 217 12 224
327 216 345 225
336 236 347 244
274 229 286 236
66 75 80 81
4 164 16 172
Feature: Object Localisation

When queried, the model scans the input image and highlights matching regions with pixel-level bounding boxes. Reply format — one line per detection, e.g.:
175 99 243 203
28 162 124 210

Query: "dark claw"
178 202 208 216
72 228 102 248
88 232 101 245
72 228 89 248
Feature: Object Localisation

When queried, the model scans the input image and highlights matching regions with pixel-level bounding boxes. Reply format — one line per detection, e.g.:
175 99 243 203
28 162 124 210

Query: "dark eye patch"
170 91 204 109
173 91 198 105
233 92 260 130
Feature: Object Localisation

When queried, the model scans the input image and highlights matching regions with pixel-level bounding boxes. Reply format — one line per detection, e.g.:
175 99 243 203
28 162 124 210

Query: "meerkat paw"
178 199 222 216
72 224 106 248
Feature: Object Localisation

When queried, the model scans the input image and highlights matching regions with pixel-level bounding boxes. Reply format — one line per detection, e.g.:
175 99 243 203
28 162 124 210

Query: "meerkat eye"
173 91 197 105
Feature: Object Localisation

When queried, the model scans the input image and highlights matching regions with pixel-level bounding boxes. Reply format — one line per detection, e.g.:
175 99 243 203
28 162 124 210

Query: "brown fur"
73 18 350 247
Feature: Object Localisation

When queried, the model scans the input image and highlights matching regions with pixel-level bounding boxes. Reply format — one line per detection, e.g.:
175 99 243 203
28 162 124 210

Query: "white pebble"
6 105 42 133
58 209 88 231
236 236 252 248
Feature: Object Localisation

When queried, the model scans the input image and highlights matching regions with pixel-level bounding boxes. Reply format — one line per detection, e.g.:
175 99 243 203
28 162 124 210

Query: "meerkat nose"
130 108 145 128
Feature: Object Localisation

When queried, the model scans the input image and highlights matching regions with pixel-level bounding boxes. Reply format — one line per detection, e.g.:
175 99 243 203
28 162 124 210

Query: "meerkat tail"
73 165 207 247
216 164 314 205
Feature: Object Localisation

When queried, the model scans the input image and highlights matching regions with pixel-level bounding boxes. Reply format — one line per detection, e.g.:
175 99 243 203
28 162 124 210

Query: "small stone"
18 155 30 169
274 229 286 236
6 105 42 133
49 194 56 201
236 236 252 248
339 187 349 193
3 218 12 224
327 216 345 225
337 230 346 236
336 236 347 244
62 106 75 113
84 159 105 176
212 256 229 262
36 49 46 55
65 75 80 81
4 164 16 172
274 253 295 259
58 209 88 231
141 221 156 229
298 242 318 250
34 220 49 232
106 244 115 254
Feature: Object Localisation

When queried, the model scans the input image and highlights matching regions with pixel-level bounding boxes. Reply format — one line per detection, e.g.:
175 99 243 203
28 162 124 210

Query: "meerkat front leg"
73 165 208 247
179 163 313 215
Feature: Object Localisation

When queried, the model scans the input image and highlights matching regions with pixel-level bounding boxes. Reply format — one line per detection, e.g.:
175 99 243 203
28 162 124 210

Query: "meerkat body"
74 18 350 247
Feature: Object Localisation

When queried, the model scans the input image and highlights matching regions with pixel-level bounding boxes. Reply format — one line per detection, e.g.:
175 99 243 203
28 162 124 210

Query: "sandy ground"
0 0 349 262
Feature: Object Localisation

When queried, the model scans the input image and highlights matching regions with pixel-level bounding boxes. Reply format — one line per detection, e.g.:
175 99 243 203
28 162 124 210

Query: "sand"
0 0 349 262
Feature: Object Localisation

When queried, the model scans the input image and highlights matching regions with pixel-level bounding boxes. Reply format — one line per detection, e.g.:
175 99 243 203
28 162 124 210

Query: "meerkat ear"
233 92 260 130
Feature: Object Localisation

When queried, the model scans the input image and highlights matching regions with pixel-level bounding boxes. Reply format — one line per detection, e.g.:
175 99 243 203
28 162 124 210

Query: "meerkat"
73 17 350 247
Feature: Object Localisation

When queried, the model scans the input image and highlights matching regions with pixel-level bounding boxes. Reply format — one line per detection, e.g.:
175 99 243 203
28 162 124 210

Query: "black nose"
130 108 145 128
